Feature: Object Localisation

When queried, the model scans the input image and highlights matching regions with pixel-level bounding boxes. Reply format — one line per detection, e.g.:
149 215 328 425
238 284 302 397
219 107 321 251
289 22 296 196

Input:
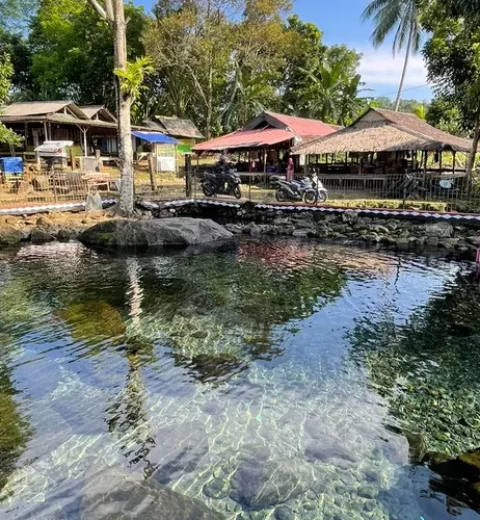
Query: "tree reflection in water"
348 269 480 517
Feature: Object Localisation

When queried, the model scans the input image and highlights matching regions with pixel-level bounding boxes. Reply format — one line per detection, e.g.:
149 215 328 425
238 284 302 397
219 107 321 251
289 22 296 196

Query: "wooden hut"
291 107 476 195
193 111 338 179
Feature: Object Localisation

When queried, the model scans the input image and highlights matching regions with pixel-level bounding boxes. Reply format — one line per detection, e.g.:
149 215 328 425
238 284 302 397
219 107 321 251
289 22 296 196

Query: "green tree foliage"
362 0 423 111
0 54 22 145
0 31 34 98
282 17 364 125
27 0 146 111
0 0 38 31
220 0 293 131
144 0 234 138
1 0 365 136
422 0 480 176
348 270 480 457
426 94 465 135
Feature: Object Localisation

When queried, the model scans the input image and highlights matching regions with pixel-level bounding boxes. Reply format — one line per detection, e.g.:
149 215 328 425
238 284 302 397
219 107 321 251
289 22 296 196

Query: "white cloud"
358 48 428 90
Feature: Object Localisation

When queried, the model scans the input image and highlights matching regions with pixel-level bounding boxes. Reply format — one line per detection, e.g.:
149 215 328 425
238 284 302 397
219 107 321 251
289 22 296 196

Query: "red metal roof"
193 128 294 153
265 111 337 139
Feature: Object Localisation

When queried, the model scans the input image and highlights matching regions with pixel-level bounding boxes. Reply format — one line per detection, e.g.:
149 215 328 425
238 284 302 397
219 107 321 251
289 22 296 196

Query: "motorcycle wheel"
317 190 328 203
233 186 242 200
303 190 318 205
202 181 215 197
276 189 288 203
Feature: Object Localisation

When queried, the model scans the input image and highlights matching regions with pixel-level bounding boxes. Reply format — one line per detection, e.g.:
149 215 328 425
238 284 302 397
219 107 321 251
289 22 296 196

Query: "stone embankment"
1 201 480 258
160 202 480 258
0 211 134 247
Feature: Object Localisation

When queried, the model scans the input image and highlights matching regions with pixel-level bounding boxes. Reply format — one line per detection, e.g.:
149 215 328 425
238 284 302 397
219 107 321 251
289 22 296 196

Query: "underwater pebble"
274 505 295 520
358 485 377 499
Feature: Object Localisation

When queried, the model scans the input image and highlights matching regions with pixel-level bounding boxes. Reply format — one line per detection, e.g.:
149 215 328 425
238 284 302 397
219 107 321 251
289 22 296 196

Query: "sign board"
157 156 176 172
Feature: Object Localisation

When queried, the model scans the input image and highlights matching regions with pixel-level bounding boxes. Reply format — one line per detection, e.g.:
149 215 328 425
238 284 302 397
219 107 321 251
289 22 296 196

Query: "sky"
135 0 432 102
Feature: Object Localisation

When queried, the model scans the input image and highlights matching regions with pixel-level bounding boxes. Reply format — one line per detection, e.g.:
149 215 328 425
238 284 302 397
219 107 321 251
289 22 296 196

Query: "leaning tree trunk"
466 116 480 185
394 21 414 112
113 0 134 216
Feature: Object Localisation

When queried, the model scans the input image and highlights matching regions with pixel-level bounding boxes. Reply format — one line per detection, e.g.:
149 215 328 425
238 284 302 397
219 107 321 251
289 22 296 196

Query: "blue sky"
135 0 431 101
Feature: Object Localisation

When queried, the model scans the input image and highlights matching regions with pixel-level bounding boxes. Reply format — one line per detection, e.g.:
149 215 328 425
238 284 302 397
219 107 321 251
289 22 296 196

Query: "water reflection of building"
238 240 394 275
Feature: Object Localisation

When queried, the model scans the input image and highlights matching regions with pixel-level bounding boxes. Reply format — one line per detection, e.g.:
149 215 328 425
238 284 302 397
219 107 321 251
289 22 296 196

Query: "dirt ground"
0 210 116 236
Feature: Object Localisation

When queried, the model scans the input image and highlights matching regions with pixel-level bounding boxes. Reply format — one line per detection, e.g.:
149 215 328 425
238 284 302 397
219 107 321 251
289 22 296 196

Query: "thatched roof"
154 116 203 139
292 107 474 155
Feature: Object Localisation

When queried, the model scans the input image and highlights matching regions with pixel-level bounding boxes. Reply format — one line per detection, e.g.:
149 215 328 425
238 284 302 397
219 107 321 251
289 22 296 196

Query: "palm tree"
362 0 423 111
221 61 269 132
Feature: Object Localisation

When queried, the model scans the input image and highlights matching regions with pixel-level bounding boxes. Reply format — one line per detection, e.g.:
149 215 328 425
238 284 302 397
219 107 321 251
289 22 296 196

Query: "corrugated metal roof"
193 128 294 152
2 101 88 120
264 111 338 139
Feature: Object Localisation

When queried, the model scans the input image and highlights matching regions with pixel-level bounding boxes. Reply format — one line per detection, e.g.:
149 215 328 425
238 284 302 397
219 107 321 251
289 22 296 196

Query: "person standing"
286 157 295 181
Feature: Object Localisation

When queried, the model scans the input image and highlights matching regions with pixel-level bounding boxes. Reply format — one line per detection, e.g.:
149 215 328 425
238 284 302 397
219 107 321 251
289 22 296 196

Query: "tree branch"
105 0 114 22
86 0 107 20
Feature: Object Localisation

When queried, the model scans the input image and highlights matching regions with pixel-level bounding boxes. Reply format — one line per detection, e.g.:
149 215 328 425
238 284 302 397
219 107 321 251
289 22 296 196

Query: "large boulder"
81 466 224 520
79 218 233 249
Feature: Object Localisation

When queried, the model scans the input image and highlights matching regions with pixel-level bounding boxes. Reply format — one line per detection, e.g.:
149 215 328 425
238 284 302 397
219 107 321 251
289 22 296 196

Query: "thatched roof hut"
292 107 474 155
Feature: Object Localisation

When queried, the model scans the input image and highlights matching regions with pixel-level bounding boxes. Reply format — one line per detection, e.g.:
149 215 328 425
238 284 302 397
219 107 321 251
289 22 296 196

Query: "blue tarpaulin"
132 131 179 145
0 157 24 174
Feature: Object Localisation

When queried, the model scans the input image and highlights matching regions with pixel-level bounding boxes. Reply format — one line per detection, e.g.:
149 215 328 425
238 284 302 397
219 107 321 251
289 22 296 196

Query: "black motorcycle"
275 174 328 205
201 166 242 199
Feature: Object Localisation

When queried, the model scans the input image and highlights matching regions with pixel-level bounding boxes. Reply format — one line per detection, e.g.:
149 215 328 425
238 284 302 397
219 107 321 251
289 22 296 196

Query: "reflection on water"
0 239 479 519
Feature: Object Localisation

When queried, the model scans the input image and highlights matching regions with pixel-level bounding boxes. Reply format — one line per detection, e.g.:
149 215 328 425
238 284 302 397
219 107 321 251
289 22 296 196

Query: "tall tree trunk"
466 115 480 184
113 0 134 216
394 21 414 112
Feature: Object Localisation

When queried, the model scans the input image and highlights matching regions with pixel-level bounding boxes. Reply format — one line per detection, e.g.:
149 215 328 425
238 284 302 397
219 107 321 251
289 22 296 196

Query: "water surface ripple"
0 238 479 519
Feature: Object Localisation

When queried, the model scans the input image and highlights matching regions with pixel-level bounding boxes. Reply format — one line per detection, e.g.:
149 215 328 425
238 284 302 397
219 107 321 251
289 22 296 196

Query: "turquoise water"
0 238 480 519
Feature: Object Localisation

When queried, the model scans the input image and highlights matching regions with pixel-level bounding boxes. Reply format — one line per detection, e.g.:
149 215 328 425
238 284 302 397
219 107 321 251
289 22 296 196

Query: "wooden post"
264 147 267 187
439 151 443 173
148 153 156 192
195 154 200 199
185 154 192 198
83 128 88 157
70 148 76 171
452 151 456 175
423 150 428 200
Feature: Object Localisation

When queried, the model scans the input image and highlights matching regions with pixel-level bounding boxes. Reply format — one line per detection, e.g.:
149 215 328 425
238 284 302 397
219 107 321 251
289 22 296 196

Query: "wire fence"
2 157 480 214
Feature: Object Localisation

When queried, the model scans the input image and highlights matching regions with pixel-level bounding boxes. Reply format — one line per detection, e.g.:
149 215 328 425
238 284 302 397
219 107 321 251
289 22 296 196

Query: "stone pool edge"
141 200 480 259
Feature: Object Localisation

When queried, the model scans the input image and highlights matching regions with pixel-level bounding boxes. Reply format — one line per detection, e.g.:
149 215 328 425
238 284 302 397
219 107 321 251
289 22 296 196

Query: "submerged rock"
30 227 56 244
0 226 23 246
426 448 480 481
79 218 233 249
274 505 295 520
81 466 224 519
149 420 210 485
230 452 308 510
305 439 357 463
